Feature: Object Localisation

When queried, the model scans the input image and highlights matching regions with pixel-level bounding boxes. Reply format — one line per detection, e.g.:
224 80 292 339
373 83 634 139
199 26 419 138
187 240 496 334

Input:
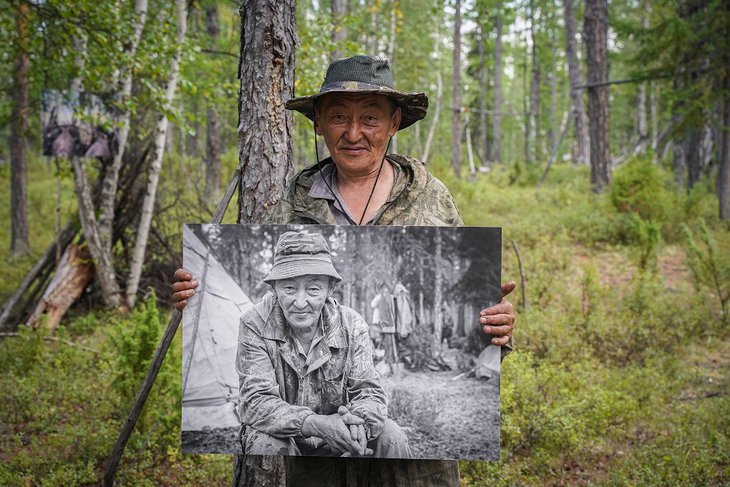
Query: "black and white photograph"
41 89 119 158
182 224 502 461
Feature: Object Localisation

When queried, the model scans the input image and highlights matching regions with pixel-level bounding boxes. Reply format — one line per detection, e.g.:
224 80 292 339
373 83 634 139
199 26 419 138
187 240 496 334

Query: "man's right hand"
301 412 367 456
172 268 198 311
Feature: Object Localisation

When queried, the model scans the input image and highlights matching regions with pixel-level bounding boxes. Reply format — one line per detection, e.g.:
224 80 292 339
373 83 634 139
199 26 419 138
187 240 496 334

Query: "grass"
1 152 729 485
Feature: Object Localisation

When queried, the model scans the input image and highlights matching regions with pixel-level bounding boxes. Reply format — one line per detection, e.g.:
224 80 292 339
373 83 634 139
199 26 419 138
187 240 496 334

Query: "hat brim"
263 258 343 285
285 81 428 131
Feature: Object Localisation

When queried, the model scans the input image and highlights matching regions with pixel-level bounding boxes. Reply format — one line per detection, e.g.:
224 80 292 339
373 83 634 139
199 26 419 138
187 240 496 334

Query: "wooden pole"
103 167 240 486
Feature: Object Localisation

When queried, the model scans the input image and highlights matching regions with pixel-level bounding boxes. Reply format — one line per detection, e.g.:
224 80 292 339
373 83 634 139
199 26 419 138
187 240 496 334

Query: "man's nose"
293 290 308 308
344 119 362 141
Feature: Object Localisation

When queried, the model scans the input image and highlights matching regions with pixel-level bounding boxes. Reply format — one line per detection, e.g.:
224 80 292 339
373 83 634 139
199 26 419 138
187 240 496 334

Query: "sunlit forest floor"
1 154 728 485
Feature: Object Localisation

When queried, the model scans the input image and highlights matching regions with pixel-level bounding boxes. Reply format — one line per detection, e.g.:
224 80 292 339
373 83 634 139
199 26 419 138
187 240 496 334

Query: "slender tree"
563 0 589 165
10 1 30 257
331 0 347 60
492 0 503 164
452 0 463 179
584 0 611 192
205 4 222 204
125 0 188 309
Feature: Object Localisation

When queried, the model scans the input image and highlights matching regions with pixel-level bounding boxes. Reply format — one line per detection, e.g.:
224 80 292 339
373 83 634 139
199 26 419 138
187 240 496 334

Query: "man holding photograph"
174 54 515 486
237 231 411 459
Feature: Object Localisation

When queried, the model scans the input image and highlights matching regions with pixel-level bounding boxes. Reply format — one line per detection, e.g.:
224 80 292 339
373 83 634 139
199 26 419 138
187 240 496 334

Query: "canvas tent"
182 225 252 431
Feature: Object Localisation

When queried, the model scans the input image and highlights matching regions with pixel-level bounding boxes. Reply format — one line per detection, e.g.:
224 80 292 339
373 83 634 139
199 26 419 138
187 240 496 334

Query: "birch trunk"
330 0 347 60
452 0 462 179
421 30 442 163
584 0 611 192
563 0 589 165
125 0 187 309
492 2 503 164
97 0 148 254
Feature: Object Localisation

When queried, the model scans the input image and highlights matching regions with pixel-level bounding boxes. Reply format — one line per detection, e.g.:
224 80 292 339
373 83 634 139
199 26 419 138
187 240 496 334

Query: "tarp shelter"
182 225 252 431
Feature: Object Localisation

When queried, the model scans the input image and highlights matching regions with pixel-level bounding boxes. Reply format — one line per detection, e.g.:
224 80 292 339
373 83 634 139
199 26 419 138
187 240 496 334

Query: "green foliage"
683 219 730 329
610 157 674 224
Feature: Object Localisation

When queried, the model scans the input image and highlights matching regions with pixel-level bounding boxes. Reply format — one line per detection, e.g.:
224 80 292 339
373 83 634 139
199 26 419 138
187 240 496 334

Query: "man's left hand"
479 281 516 347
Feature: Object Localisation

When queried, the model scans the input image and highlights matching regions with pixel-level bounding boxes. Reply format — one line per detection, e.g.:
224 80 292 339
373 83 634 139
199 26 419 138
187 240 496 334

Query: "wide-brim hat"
285 55 428 130
263 231 342 285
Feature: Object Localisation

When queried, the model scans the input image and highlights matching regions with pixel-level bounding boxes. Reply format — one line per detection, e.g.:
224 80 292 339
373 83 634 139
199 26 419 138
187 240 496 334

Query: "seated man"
236 231 411 459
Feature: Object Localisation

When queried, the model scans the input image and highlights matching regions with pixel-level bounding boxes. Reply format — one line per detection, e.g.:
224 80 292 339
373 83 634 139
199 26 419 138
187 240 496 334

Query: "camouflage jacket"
236 293 388 439
268 154 464 226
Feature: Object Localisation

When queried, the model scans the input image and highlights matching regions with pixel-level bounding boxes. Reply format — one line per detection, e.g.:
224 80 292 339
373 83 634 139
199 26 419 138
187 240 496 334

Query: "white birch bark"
125 0 187 309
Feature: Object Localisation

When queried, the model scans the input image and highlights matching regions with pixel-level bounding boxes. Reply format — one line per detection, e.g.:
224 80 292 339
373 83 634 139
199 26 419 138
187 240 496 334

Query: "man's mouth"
341 146 367 154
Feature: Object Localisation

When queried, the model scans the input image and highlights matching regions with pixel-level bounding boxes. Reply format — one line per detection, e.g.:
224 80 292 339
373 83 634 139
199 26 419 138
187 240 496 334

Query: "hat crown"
275 231 331 259
322 55 394 91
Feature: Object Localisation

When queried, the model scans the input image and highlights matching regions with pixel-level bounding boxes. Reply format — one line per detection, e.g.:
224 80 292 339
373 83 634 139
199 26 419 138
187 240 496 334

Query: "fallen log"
27 244 94 332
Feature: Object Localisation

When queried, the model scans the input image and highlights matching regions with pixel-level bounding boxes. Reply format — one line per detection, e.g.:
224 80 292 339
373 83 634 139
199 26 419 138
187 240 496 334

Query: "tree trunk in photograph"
451 0 462 179
98 0 148 258
477 23 489 165
331 0 346 60
584 0 611 193
234 0 296 484
10 1 30 257
205 4 222 205
492 2 503 164
432 228 443 358
237 0 296 225
528 0 540 164
563 0 589 165
125 0 187 310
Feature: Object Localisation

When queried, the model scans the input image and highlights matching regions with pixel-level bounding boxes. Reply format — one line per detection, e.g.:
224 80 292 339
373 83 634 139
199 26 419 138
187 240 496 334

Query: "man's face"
273 275 332 334
315 93 401 176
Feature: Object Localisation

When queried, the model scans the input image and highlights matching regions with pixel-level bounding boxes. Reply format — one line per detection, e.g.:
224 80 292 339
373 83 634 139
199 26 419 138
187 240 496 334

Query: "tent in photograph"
182 226 252 430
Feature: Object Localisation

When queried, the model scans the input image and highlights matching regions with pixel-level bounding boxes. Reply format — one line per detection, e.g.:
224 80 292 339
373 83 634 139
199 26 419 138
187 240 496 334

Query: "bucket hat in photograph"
263 231 342 285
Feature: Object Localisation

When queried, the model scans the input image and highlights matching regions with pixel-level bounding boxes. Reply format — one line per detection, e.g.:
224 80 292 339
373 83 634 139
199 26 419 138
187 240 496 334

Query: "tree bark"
388 0 398 154
98 0 148 256
237 0 297 225
492 1 503 164
10 1 30 257
528 0 540 164
563 0 589 165
27 245 94 332
584 0 611 192
451 0 462 179
125 0 187 309
331 0 347 60
234 1 297 483
477 23 489 165
719 37 730 220
205 4 222 205
432 228 443 357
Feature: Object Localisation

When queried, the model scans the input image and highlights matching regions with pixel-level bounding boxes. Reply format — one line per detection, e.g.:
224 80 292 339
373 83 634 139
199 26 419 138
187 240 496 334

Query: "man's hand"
302 412 369 456
172 268 198 311
338 406 372 457
479 281 516 346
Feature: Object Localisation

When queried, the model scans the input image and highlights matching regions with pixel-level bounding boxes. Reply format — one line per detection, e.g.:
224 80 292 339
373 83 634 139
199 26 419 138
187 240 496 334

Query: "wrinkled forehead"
316 92 396 112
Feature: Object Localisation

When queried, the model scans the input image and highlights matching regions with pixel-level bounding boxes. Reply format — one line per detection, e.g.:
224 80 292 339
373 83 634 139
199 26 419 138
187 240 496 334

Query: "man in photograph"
236 230 412 459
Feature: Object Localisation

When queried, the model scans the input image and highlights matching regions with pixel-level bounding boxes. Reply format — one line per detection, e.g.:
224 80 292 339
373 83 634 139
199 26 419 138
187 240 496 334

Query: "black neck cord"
312 103 392 226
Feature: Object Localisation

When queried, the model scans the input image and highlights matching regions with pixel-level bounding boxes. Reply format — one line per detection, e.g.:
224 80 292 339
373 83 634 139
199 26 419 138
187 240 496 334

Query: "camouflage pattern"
269 154 464 227
262 153 511 485
236 293 389 448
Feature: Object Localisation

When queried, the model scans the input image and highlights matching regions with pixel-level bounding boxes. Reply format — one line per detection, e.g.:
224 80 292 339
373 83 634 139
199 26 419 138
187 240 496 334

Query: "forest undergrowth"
0 155 728 486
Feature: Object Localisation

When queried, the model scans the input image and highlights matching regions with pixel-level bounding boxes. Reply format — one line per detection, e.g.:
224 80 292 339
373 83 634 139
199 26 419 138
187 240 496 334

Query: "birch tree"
125 0 187 309
452 0 463 179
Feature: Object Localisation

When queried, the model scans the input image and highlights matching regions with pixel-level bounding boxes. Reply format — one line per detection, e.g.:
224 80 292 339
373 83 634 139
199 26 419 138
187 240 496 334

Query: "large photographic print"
182 224 502 461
